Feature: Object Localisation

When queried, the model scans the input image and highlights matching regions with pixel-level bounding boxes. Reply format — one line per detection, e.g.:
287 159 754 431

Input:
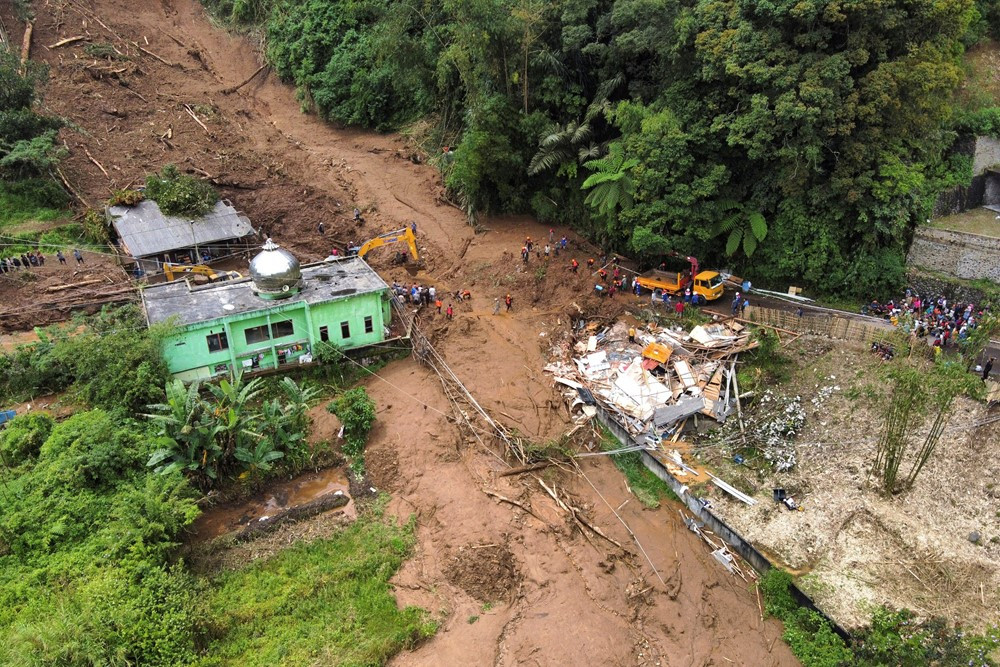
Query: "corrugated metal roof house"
108 199 256 263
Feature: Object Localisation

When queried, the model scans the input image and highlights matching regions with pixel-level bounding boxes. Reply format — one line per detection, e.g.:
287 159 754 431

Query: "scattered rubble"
544 318 757 446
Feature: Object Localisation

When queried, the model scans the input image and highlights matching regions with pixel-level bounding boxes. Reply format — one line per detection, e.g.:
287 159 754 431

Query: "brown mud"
190 467 354 541
0 1 799 664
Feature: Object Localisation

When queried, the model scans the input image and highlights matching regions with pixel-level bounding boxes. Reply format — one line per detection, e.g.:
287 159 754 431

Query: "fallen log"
221 63 268 94
183 104 210 134
46 278 103 293
19 21 32 68
85 148 110 179
47 35 86 49
233 491 349 543
54 166 91 208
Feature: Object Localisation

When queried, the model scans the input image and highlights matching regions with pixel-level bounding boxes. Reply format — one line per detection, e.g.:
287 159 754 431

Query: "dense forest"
202 0 1000 296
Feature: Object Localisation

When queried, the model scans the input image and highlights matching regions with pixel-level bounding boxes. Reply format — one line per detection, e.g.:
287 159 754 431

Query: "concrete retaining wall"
932 136 1000 217
972 136 1000 176
595 406 850 639
907 227 1000 283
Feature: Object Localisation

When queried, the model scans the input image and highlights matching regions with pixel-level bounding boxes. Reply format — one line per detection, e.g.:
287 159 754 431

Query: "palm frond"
725 229 742 256
570 122 592 145
749 211 768 241
578 142 602 162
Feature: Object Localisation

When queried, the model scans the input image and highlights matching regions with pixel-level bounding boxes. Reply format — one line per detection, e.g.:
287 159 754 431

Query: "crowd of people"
865 289 992 350
0 248 84 273
390 280 480 320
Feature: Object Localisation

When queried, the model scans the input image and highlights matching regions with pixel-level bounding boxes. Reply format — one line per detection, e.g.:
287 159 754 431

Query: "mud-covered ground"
0 0 797 663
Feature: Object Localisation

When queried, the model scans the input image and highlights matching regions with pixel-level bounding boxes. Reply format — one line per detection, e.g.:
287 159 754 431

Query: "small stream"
190 467 355 540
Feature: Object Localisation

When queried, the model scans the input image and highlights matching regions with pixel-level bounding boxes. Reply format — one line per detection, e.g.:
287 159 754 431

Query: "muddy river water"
190 467 355 540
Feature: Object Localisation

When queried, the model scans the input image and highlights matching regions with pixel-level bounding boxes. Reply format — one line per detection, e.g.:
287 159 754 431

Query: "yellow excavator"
347 227 420 264
163 263 243 283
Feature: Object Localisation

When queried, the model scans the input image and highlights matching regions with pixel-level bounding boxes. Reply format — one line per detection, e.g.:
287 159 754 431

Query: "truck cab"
692 271 724 301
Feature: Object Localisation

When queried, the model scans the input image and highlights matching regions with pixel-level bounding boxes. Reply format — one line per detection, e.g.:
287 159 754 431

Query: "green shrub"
0 130 66 176
328 386 376 472
759 570 851 666
144 164 218 217
38 410 148 488
0 52 65 179
0 413 54 465
4 564 199 667
0 177 68 216
597 425 675 508
854 607 1000 666
83 565 200 666
107 188 145 207
81 208 109 244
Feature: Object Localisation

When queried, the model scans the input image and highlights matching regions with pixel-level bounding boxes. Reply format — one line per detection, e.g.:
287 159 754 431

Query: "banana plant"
234 439 284 481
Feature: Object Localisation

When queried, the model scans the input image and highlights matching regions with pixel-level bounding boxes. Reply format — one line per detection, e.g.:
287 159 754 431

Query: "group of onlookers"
0 248 84 273
867 290 991 350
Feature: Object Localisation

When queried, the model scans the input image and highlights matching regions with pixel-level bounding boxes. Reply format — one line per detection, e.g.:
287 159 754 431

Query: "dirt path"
4 1 798 663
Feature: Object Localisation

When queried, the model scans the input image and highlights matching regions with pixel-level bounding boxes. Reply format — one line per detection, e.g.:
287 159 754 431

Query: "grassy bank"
197 507 435 666
597 425 677 508
0 179 88 255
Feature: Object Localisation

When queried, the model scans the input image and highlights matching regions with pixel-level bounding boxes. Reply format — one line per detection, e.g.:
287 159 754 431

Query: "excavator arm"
355 227 419 262
163 263 242 283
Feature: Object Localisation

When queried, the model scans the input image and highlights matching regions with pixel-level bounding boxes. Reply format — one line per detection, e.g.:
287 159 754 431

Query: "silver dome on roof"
250 238 301 299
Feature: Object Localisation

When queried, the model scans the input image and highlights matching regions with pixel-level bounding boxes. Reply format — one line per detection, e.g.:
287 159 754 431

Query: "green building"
142 239 391 381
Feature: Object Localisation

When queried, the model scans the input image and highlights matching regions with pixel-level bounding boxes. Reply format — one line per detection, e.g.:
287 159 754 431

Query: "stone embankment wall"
907 227 1000 283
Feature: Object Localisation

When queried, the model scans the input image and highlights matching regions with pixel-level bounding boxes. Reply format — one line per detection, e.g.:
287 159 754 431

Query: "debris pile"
544 318 757 443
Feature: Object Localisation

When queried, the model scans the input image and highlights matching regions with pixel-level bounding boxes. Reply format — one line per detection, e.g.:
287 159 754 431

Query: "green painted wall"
161 290 390 380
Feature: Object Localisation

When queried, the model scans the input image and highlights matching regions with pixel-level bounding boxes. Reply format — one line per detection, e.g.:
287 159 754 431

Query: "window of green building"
206 332 228 352
340 321 350 338
364 316 373 334
245 324 270 345
320 326 329 342
271 319 294 338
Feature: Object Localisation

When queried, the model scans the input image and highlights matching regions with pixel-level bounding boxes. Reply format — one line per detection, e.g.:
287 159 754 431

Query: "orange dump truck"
634 256 724 302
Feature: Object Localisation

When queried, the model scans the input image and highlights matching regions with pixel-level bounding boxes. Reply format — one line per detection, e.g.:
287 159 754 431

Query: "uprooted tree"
871 361 981 495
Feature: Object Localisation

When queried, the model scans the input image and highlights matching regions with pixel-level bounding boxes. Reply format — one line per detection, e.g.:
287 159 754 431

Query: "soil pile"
447 543 519 603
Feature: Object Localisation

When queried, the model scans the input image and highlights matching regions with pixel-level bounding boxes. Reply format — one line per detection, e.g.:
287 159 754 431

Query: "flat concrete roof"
143 256 388 328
